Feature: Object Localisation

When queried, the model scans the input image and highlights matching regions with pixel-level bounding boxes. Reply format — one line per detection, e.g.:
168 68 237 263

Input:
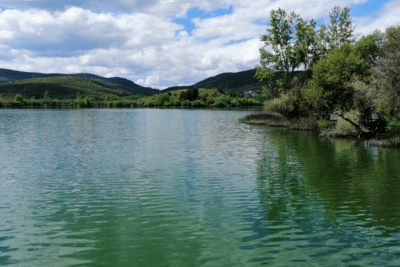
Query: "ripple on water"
1 109 400 266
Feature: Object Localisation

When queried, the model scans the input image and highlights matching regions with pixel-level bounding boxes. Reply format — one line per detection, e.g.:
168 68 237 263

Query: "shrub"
335 110 361 135
264 94 291 116
255 95 268 102
181 100 191 107
156 93 170 106
105 94 119 101
387 115 400 134
164 101 173 107
213 95 231 107
180 88 199 101
192 100 206 107
317 121 337 128
14 94 24 102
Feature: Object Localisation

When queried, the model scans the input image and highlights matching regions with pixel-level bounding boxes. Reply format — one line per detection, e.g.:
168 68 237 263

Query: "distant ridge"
162 69 305 93
0 68 159 96
163 69 264 93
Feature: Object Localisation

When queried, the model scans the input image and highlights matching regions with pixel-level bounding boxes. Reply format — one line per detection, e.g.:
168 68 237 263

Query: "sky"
0 0 398 89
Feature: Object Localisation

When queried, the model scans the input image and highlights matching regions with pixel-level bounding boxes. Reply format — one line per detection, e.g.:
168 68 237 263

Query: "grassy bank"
241 113 400 148
240 113 318 131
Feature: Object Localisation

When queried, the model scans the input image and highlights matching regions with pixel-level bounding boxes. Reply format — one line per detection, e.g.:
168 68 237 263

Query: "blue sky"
0 0 398 89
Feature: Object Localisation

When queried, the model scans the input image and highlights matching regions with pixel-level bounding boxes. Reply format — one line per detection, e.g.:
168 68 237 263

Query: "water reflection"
251 127 400 265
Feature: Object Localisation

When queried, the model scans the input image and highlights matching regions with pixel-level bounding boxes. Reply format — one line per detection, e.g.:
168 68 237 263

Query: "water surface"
1 109 400 266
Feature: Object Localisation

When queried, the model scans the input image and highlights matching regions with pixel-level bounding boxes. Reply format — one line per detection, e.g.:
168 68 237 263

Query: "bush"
335 110 361 135
213 95 231 107
172 100 181 106
181 100 191 107
387 114 400 134
105 94 119 101
163 101 172 107
317 121 337 128
14 94 24 102
264 92 308 118
255 95 268 102
192 100 206 107
264 94 291 116
156 94 170 106
180 88 199 101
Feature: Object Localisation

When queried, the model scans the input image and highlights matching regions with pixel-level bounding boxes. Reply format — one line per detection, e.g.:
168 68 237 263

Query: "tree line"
255 6 400 136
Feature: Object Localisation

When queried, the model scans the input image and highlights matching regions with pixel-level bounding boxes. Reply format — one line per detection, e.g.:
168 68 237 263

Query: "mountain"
163 69 265 93
162 69 305 93
0 68 159 96
0 76 152 100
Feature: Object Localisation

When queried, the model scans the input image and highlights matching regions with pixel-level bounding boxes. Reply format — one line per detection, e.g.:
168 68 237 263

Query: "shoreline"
241 113 400 148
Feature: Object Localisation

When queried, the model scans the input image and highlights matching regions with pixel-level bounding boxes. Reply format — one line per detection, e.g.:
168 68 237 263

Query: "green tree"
179 88 199 101
318 6 356 52
14 94 24 102
255 7 353 96
255 8 305 95
310 42 372 115
348 25 400 132
44 91 50 100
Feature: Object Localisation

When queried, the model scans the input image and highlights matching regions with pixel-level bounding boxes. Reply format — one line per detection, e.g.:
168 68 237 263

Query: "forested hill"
0 69 159 96
163 69 264 92
163 69 304 93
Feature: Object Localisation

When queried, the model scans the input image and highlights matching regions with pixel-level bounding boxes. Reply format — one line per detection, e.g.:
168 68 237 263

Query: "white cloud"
0 0 396 89
355 0 400 36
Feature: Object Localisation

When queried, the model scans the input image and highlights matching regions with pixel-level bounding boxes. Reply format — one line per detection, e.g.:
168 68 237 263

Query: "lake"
1 108 400 266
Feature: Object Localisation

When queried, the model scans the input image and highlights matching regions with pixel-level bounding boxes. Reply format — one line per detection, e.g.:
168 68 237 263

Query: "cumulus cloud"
354 0 400 36
0 0 396 88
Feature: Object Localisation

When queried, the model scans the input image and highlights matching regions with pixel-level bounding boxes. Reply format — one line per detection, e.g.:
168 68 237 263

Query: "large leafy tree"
255 6 354 97
349 26 400 132
307 33 382 129
254 8 316 96
318 6 356 52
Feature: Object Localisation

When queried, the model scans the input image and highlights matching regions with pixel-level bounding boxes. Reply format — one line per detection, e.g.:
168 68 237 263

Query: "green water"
1 109 400 266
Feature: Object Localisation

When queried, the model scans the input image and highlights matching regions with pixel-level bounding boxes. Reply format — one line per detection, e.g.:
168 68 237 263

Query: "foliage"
311 42 371 113
0 76 141 101
300 80 324 112
335 110 360 135
105 94 120 101
318 6 356 52
255 8 314 93
316 120 337 129
255 95 268 102
44 91 50 100
264 92 308 118
180 88 199 101
344 25 400 129
155 93 170 106
255 6 355 97
387 115 400 134
354 32 383 66
14 94 24 102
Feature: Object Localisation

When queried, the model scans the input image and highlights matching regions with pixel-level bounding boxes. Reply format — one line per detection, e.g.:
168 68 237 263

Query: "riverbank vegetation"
249 5 400 147
0 88 263 109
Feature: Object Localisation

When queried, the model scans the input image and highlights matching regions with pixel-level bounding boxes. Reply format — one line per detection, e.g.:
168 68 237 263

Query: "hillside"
0 76 144 100
163 69 305 93
0 69 159 96
163 69 265 93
